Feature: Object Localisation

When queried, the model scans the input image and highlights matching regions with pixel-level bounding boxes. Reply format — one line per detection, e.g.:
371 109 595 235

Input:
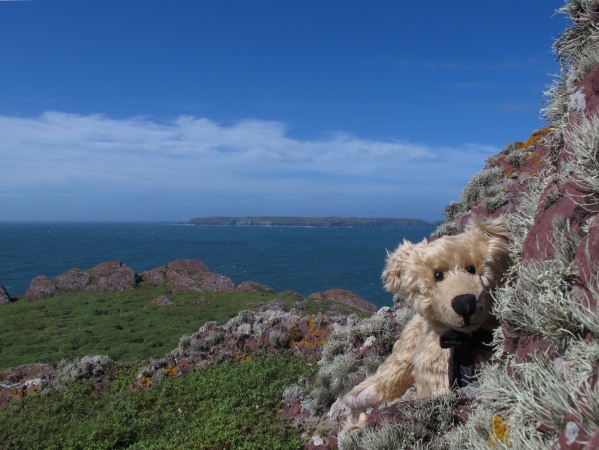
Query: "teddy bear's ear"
467 216 511 285
382 240 421 292
466 216 509 242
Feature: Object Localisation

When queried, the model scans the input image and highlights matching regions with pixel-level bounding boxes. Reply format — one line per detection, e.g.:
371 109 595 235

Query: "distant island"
188 216 432 227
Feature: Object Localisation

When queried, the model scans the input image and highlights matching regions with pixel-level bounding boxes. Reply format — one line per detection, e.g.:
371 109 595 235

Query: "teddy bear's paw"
342 411 368 431
338 411 368 449
343 383 380 410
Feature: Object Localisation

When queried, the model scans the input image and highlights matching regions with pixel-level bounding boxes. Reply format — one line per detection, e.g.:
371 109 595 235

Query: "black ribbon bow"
439 328 494 389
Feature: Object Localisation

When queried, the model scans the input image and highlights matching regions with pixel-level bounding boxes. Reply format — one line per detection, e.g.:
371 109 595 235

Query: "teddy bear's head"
382 217 510 334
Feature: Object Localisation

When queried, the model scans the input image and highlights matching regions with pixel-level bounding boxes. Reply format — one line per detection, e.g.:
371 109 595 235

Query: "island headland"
188 216 432 227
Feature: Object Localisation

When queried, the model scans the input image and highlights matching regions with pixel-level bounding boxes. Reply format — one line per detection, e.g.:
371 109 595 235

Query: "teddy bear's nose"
451 294 477 318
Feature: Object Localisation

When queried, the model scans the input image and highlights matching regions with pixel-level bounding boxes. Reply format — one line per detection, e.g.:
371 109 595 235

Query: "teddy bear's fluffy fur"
343 217 510 411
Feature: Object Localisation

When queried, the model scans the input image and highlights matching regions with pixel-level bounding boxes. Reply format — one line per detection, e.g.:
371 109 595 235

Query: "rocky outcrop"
307 289 377 314
21 259 282 300
237 280 276 293
89 260 138 292
0 285 12 305
0 363 55 406
26 275 59 300
140 259 277 294
141 259 237 293
132 308 334 390
25 260 138 299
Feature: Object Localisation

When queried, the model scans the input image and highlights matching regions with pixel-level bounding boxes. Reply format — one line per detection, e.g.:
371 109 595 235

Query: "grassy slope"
0 286 277 368
0 285 354 369
0 283 345 449
0 356 314 450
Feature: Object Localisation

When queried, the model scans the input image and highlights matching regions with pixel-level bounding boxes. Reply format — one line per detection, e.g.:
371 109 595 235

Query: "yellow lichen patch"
258 334 268 346
524 150 546 176
235 353 252 362
12 387 22 400
137 375 153 389
166 365 178 377
502 166 518 179
517 126 554 149
488 414 512 448
290 317 329 350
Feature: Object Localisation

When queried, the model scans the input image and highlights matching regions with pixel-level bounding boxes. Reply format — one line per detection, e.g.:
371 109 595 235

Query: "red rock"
237 281 275 293
573 216 599 309
523 181 590 261
104 267 137 291
90 260 126 276
140 266 167 285
585 429 599 450
55 268 92 291
166 270 200 291
0 363 55 406
309 289 376 314
25 275 58 300
167 259 211 275
201 273 236 293
0 284 11 304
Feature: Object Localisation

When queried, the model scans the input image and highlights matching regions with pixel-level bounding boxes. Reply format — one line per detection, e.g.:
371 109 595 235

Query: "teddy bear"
343 217 510 411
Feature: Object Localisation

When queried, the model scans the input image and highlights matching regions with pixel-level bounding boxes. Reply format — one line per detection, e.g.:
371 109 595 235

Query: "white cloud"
0 112 498 220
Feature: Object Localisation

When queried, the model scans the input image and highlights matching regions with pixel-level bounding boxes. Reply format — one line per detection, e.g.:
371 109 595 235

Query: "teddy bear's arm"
342 315 422 410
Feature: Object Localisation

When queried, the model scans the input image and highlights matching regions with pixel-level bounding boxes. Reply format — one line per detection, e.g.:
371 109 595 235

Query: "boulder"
26 276 58 300
0 284 11 305
152 295 176 307
89 260 138 292
167 259 211 275
55 268 92 291
146 259 239 293
140 266 167 285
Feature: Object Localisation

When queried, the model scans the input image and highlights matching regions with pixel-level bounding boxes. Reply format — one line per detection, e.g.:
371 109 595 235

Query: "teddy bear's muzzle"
451 294 478 325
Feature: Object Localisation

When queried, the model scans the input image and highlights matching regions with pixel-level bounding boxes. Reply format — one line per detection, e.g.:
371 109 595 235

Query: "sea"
0 222 435 309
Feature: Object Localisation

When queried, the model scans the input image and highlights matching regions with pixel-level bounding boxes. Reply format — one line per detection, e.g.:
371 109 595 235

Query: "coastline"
188 216 432 227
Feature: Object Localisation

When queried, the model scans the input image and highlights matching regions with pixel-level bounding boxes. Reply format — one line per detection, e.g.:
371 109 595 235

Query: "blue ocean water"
0 223 434 308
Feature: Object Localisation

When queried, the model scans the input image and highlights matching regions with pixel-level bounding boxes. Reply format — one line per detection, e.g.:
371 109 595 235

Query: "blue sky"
0 0 567 222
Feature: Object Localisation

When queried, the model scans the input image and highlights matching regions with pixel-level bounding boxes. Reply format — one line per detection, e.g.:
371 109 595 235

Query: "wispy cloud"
0 112 498 220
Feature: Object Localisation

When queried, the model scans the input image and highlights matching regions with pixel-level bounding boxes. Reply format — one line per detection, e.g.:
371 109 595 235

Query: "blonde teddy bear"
343 217 510 411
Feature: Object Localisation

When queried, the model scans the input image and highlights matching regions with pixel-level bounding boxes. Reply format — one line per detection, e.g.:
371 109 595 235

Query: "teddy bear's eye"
434 270 444 282
466 265 476 275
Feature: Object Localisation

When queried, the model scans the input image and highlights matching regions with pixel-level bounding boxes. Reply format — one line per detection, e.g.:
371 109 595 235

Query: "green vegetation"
0 356 313 450
339 392 461 450
0 285 309 369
